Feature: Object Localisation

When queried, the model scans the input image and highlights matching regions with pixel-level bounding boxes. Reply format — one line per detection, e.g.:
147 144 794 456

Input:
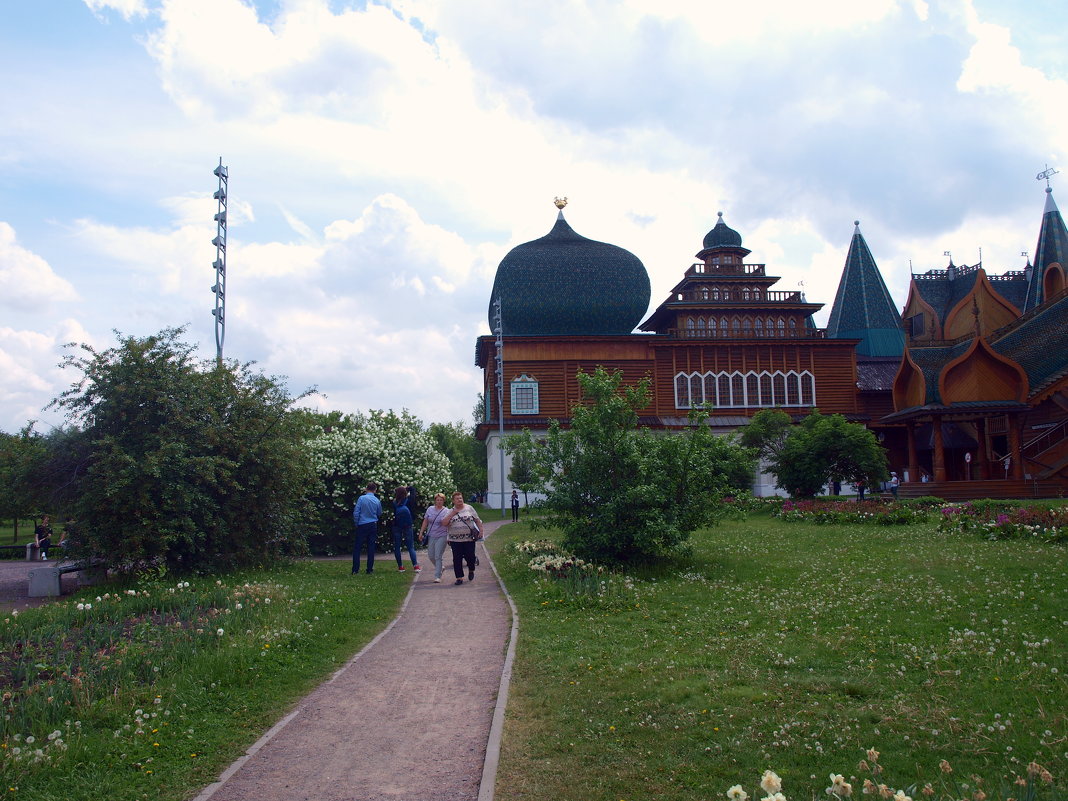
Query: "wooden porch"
898 478 1066 501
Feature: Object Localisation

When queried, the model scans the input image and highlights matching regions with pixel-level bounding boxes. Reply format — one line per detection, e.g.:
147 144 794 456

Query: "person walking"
890 471 900 500
442 491 483 585
510 490 520 523
391 486 420 573
418 492 450 583
35 515 53 561
352 482 382 575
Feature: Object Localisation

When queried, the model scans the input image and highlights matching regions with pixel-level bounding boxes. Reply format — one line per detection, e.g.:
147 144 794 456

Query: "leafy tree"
507 448 537 507
51 327 315 572
306 410 453 554
745 410 888 497
0 425 50 542
736 408 793 464
427 420 485 498
506 367 755 564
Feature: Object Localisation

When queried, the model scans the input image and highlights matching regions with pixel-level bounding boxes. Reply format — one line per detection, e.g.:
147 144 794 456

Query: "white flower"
728 785 749 801
25 736 35 744
760 771 783 796
893 793 912 801
827 775 853 797
217 628 225 636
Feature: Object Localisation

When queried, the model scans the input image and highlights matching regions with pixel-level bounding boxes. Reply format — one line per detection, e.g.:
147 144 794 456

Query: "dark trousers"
511 505 519 522
353 522 377 573
450 540 477 578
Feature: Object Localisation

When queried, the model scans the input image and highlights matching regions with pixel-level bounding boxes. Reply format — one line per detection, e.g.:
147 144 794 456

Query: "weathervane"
1036 165 1059 188
554 196 568 209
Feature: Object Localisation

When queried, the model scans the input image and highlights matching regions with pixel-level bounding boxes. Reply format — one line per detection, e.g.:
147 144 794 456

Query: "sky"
1 0 1066 434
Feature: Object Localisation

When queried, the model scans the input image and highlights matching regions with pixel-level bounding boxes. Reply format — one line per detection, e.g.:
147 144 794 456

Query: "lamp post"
493 295 505 516
211 158 228 367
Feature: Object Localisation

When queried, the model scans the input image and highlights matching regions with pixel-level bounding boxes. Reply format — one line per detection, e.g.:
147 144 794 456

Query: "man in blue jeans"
353 482 382 574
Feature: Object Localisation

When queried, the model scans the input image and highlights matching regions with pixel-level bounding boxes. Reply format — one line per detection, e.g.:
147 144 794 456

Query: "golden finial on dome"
554 196 568 209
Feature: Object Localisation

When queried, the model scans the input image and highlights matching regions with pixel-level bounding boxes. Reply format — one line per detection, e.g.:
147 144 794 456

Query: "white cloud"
0 223 78 308
83 0 148 21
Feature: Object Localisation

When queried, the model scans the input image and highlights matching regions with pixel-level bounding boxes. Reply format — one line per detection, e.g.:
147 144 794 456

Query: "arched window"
700 286 709 300
731 373 744 406
732 318 741 332
786 372 800 405
718 374 731 406
760 373 772 405
721 317 729 331
746 374 759 406
743 288 751 301
777 318 786 336
709 317 718 334
801 372 815 406
712 288 720 300
789 318 797 330
696 316 706 332
773 373 786 404
675 374 690 408
753 287 763 300
742 317 752 334
754 318 764 337
704 374 718 406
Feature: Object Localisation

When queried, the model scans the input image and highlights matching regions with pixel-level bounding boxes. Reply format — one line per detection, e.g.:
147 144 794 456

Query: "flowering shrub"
775 499 930 525
305 410 453 553
527 553 603 578
513 540 561 557
937 502 1067 543
724 751 1056 801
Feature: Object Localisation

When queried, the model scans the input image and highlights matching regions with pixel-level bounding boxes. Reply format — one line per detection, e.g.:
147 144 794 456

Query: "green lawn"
488 511 1066 801
0 560 409 800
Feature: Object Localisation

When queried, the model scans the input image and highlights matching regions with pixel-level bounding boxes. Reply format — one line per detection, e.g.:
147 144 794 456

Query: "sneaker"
454 578 464 585
433 577 441 583
468 568 475 581
398 566 406 572
414 564 422 572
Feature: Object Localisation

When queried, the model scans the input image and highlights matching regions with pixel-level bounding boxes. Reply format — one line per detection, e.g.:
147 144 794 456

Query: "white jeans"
426 536 448 579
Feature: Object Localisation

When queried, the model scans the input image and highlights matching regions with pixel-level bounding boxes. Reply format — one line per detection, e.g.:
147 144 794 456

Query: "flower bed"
774 499 931 525
937 502 1068 543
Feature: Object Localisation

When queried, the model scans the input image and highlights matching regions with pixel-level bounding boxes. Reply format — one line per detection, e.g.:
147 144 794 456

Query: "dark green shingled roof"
826 223 904 357
992 292 1068 395
702 212 743 250
912 266 978 323
1025 188 1068 311
907 341 971 404
487 212 651 336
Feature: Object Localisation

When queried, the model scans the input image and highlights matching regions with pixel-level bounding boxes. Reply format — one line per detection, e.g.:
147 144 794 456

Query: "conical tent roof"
826 222 904 357
1024 188 1068 311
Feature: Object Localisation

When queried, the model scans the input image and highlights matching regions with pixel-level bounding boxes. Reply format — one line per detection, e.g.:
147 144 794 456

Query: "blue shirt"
353 492 382 526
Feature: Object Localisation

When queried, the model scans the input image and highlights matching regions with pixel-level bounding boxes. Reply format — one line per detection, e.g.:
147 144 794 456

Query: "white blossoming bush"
305 410 453 553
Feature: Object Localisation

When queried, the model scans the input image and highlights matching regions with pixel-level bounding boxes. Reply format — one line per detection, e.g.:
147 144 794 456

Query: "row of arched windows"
674 370 816 409
695 286 764 301
683 316 797 337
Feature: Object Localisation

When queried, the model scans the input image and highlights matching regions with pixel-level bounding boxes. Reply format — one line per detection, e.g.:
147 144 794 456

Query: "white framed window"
511 373 540 415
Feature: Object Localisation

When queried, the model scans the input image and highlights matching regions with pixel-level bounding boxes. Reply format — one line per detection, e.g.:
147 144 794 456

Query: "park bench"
0 543 38 560
28 559 106 598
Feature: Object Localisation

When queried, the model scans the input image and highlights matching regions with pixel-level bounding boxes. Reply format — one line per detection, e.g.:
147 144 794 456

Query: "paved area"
197 519 514 801
0 557 84 614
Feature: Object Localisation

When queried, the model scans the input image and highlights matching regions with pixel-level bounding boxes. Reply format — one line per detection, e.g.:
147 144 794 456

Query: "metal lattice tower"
211 158 228 366
493 295 505 514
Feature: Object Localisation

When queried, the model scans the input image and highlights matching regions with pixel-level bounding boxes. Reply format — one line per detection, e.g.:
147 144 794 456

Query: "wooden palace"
475 190 1068 504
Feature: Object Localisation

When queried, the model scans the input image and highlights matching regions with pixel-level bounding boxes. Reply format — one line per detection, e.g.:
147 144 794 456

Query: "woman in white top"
441 491 483 585
418 493 450 583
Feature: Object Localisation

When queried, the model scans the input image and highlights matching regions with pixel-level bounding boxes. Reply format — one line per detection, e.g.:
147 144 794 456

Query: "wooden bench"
27 560 105 598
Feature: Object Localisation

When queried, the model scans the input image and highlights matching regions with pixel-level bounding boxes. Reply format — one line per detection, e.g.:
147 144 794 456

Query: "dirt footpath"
196 520 514 801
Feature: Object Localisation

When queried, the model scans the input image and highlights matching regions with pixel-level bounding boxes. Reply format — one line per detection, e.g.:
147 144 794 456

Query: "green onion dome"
702 211 743 250
488 209 651 336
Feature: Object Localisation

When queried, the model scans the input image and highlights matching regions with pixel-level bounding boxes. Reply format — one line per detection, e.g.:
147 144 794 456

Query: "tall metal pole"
211 158 228 367
493 296 506 516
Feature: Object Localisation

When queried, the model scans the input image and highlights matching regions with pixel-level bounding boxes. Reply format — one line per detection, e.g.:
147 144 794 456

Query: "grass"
488 510 1067 801
0 560 409 800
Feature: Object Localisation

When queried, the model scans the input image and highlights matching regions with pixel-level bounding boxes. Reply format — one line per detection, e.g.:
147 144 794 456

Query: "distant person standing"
442 491 483 585
391 485 419 573
35 515 53 561
418 493 450 583
352 482 382 575
890 472 900 499
510 490 520 523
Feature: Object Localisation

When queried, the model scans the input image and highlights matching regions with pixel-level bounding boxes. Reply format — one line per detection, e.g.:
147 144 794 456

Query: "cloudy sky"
1 0 1065 434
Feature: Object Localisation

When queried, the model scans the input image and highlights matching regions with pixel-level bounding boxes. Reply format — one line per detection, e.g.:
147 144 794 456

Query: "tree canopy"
51 328 315 572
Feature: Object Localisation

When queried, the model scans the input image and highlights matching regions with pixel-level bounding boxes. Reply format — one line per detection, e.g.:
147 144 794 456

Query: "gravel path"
196 520 514 801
